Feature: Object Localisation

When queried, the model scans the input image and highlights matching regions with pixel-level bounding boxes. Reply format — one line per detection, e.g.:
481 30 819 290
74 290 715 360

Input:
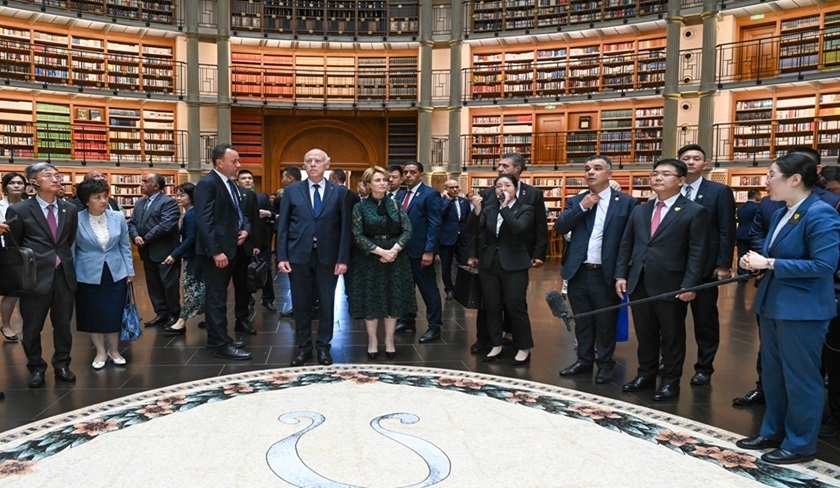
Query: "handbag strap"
126 282 135 305
0 216 20 248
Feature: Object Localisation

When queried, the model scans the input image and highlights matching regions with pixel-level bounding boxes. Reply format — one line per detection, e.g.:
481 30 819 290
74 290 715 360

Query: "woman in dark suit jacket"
163 183 203 335
737 153 840 464
73 179 135 369
467 174 535 365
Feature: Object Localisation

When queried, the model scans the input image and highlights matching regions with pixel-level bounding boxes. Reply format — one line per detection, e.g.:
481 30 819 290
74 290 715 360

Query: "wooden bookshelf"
13 1 176 25
73 106 108 161
727 168 769 205
35 102 72 161
0 100 35 160
387 115 418 164
231 113 263 166
110 172 177 217
469 113 534 166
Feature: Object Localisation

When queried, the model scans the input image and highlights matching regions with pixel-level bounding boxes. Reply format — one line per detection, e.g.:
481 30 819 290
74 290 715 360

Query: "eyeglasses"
37 173 62 181
766 172 788 181
649 171 679 178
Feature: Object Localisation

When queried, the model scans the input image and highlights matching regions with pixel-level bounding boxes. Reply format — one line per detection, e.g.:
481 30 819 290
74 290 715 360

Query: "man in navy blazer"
439 179 471 301
195 144 253 360
736 189 761 275
277 148 353 366
616 159 709 402
556 155 637 384
7 162 79 388
677 144 736 386
395 161 444 343
128 172 181 329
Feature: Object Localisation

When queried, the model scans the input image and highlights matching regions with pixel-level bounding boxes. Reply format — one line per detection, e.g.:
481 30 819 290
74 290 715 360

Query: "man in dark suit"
470 152 548 354
128 172 181 328
615 158 709 402
7 162 79 388
240 170 279 312
736 189 762 275
439 179 471 301
395 161 444 343
228 170 261 335
194 143 253 360
677 144 736 386
386 164 404 200
555 155 638 384
277 148 353 366
330 168 362 206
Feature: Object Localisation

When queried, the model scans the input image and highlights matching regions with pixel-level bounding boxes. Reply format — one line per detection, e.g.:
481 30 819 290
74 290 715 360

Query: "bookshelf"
634 107 664 163
819 92 840 157
779 14 822 74
825 12 840 70
110 172 177 217
143 109 176 164
727 168 768 205
109 108 142 163
36 102 72 161
387 116 418 164
0 28 31 82
11 1 176 25
231 113 263 166
0 100 34 160
469 114 533 166
599 109 633 161
73 106 108 161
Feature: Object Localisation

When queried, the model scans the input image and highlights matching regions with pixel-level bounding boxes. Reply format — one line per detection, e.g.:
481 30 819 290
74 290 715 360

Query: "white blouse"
89 213 110 249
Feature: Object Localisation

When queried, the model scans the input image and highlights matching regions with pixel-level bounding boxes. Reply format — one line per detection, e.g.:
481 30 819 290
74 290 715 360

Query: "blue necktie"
227 179 244 229
313 183 322 215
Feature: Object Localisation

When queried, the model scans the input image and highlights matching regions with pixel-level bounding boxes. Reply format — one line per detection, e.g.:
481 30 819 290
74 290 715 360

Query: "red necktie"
402 190 412 210
650 201 665 237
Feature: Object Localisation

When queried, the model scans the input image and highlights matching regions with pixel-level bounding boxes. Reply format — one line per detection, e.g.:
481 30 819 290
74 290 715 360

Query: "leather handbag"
0 230 37 296
454 265 482 309
120 283 142 342
247 255 269 293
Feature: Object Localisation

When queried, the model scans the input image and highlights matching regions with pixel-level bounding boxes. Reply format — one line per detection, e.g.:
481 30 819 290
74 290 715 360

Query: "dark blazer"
754 193 840 320
195 171 252 260
254 191 275 251
736 200 759 240
276 180 352 266
691 179 736 275
396 182 443 259
128 192 180 262
615 195 709 296
481 182 547 261
555 188 638 283
170 206 196 260
439 196 470 247
749 189 840 253
6 198 78 295
468 200 534 271
239 186 260 256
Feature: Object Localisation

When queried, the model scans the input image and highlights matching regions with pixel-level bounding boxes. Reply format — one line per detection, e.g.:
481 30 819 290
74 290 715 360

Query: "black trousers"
19 267 74 373
439 240 469 294
142 257 181 318
824 300 840 417
288 248 339 352
688 278 720 375
259 246 275 301
400 257 443 330
479 255 533 349
199 247 247 348
567 267 620 368
630 272 688 385
233 250 253 322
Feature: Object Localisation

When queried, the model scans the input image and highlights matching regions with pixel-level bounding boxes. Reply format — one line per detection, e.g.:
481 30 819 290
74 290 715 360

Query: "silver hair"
25 162 58 181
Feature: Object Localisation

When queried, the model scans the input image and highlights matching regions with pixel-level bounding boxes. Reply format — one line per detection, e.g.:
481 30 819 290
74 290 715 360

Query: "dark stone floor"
1 259 839 464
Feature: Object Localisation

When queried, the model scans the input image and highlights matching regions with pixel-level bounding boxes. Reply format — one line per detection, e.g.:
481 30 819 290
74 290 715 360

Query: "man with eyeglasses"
615 158 709 402
6 163 79 388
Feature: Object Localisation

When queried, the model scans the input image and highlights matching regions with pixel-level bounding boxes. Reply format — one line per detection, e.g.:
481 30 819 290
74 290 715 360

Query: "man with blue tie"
277 148 353 366
556 155 637 384
439 179 471 301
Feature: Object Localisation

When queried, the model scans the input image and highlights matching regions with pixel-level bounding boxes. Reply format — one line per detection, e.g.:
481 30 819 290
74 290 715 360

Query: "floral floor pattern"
1 365 839 487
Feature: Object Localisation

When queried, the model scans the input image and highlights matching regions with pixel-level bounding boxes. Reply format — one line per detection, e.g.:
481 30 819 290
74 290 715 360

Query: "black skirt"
76 263 127 333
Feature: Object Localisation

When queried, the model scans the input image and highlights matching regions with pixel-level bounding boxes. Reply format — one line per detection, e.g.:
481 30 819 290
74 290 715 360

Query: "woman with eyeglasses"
737 152 840 464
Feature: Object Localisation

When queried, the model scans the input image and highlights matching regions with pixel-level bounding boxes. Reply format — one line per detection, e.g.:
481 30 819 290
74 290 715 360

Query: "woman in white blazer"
73 179 135 369
0 172 26 342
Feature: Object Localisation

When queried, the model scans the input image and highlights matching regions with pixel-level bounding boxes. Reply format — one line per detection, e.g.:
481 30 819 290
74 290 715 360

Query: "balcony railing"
711 118 840 165
11 0 179 26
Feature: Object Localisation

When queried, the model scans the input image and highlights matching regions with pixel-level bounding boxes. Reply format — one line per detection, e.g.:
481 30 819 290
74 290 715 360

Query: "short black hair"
501 152 526 172
238 169 254 179
284 166 302 182
2 172 24 195
404 161 424 173
176 182 196 204
747 189 762 200
331 169 347 183
496 173 519 188
584 154 613 169
387 164 404 175
677 144 706 159
788 146 821 166
76 179 109 206
211 143 236 166
653 158 688 178
774 152 820 189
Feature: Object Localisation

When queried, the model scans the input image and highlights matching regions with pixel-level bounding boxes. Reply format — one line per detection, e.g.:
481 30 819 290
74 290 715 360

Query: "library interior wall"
199 41 217 65
200 106 218 135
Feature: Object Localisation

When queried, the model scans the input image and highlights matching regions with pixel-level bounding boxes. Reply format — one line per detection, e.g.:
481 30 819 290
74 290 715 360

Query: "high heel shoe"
163 325 186 336
386 350 396 359
483 348 504 363
511 351 531 366
367 351 378 360
1 327 18 343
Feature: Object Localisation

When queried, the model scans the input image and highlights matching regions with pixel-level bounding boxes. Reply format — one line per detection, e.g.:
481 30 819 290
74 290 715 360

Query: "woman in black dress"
348 166 415 359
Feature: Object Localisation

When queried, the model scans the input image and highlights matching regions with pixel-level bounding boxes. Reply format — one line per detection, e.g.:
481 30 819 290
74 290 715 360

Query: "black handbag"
453 265 482 309
0 230 37 296
247 255 269 293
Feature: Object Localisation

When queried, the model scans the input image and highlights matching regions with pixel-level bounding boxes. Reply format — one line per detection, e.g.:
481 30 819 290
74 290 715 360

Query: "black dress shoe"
559 361 593 377
290 350 312 367
735 435 781 450
470 341 490 354
511 352 531 366
28 371 45 388
386 350 396 359
445 291 454 301
395 322 416 333
215 344 252 360
145 314 168 328
317 350 333 365
690 372 712 385
595 367 614 384
206 340 245 349
418 328 441 343
163 325 186 336
367 351 378 360
162 315 178 328
234 320 257 335
622 375 655 392
733 389 765 406
652 383 680 401
761 448 816 465
54 367 76 383
262 300 278 312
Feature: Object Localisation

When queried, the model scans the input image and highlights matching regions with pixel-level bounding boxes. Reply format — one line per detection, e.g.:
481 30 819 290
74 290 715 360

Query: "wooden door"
534 114 565 165
737 24 778 82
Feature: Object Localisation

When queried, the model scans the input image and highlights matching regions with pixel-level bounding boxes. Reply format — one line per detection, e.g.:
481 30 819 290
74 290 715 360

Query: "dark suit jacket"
691 179 736 275
439 196 470 247
7 198 78 295
481 182 547 261
555 188 637 283
238 186 260 256
753 192 840 320
195 171 252 260
615 195 709 296
736 200 759 240
276 180 352 266
468 200 534 272
128 192 180 262
396 183 443 259
170 206 196 260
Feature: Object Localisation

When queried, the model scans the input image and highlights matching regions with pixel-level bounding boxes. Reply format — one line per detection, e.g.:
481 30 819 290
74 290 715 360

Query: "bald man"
439 179 471 300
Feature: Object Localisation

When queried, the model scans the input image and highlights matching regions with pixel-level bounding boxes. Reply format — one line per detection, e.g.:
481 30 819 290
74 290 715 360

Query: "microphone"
545 290 574 331
30 181 40 189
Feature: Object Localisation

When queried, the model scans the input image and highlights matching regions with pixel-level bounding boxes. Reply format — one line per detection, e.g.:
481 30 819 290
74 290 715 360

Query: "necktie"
402 190 412 210
650 201 666 237
144 198 152 211
387 192 393 200
684 185 693 201
312 183 322 215
47 203 60 266
587 206 597 234
454 198 461 220
227 179 244 229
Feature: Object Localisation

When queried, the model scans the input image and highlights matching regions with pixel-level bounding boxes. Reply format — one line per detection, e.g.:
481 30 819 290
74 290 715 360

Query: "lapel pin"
697 194 703 200
674 207 681 212
614 197 619 201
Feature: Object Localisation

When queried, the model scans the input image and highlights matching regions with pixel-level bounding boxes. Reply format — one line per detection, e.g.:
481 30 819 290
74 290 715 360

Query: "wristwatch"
767 258 775 270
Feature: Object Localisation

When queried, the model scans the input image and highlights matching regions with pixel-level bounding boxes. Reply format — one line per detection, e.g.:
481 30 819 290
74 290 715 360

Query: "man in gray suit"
128 173 181 328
